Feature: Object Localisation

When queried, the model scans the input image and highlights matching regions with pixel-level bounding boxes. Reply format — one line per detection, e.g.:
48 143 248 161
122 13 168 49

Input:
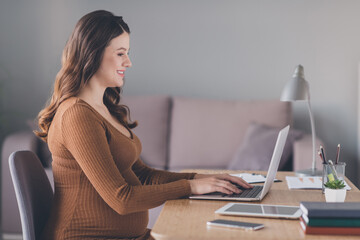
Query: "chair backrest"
9 151 54 240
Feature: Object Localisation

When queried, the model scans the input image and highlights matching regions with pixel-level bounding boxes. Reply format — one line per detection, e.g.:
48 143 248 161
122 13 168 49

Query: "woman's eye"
117 52 129 57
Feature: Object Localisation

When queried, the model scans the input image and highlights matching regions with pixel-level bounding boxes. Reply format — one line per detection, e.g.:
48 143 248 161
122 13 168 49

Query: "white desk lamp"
281 65 321 176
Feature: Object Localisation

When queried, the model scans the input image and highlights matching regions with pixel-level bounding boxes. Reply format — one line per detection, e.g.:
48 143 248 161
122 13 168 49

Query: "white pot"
324 188 347 202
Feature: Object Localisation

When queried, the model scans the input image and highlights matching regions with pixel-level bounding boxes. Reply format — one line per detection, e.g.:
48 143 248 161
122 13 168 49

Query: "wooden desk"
151 170 360 240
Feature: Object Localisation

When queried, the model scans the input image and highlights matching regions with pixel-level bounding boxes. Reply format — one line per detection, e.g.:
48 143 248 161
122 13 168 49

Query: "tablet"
215 203 302 219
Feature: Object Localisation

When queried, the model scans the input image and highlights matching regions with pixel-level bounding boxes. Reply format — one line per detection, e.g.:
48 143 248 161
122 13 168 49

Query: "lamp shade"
280 65 309 102
280 64 320 176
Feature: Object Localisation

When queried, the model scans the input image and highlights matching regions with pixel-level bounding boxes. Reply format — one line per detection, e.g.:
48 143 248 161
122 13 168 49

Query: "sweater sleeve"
61 104 192 215
132 159 196 185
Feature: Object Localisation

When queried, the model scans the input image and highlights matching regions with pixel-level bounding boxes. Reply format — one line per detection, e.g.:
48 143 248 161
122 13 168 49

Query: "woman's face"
93 32 132 88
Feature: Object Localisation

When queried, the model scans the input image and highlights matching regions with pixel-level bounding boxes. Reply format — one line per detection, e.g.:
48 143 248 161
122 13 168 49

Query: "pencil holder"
322 162 346 193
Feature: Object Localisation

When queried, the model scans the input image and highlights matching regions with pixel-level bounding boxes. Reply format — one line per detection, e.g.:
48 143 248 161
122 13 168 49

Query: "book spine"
300 203 360 218
300 219 360 235
304 216 360 227
300 202 360 218
306 210 360 218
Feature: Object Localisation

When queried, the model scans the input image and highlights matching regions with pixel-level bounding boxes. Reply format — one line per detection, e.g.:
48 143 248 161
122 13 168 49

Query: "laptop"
189 125 289 202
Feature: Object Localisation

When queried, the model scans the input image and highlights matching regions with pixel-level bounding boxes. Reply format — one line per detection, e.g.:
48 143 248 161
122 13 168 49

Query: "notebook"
189 125 289 202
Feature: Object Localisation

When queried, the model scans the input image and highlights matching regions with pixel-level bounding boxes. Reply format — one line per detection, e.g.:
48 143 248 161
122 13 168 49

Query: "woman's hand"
188 173 253 195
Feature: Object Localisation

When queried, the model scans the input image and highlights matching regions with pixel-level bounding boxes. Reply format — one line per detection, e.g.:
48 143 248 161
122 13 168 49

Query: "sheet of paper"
285 176 351 190
230 173 279 184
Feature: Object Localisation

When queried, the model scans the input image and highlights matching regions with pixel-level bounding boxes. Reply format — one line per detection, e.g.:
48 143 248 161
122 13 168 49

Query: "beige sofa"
1 95 320 234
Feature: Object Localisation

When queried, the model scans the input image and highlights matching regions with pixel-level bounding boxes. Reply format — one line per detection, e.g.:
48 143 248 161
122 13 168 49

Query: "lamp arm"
306 100 317 171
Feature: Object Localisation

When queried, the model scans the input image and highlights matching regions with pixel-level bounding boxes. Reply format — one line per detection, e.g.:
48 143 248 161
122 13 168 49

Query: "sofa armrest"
1 130 39 233
293 134 324 172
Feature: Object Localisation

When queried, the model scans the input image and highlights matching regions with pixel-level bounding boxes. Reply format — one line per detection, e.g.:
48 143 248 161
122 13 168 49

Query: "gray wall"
1 0 360 186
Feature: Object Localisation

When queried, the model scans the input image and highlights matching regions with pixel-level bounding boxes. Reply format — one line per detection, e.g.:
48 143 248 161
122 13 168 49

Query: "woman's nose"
124 55 132 68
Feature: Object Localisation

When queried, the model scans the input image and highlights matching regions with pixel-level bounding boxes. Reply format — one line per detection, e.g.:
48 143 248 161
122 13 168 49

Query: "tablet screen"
216 203 302 219
226 204 299 215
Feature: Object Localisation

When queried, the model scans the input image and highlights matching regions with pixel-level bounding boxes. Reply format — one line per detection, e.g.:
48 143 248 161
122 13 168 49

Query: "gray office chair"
9 151 54 240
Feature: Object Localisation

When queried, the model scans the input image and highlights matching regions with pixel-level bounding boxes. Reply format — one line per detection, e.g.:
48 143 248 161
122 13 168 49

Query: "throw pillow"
227 122 303 171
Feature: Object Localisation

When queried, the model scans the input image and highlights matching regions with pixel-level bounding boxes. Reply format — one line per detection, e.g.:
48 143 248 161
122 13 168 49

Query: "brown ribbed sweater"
41 97 195 240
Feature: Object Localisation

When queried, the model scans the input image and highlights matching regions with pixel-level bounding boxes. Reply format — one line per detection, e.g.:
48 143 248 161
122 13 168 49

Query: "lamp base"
295 168 322 177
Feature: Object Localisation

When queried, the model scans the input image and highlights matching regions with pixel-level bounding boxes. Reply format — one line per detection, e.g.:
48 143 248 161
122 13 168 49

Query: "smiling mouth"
117 70 124 75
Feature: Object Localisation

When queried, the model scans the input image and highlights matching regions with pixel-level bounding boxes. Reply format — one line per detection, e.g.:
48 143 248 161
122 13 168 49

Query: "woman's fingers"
189 178 241 195
218 174 253 188
194 173 253 189
214 179 241 194
216 187 232 195
189 174 255 195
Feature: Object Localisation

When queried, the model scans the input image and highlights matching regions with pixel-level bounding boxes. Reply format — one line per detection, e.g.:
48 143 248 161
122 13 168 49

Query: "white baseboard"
2 233 23 240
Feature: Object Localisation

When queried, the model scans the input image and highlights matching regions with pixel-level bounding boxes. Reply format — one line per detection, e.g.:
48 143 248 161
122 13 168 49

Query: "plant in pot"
324 179 346 202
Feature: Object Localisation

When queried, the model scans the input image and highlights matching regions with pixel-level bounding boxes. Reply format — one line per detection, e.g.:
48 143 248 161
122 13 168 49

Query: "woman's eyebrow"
116 47 128 51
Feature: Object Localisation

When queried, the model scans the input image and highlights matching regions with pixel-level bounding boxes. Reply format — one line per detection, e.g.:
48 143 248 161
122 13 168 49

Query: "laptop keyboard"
224 185 263 198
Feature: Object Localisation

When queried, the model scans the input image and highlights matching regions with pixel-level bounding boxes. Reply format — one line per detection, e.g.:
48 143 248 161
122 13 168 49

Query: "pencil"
335 144 340 164
318 150 325 164
320 145 327 163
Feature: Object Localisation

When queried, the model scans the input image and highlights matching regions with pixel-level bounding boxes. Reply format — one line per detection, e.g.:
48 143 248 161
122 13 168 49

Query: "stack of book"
299 202 360 235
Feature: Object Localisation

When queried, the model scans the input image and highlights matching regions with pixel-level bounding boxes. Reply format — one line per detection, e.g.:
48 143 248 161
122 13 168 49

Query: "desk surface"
151 170 360 240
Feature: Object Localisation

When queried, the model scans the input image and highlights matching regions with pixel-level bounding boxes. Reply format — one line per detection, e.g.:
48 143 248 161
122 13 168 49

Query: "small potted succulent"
324 179 346 202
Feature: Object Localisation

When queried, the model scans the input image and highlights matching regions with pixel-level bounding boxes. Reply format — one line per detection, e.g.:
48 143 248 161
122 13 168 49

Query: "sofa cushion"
227 122 303 171
122 95 170 169
168 97 291 170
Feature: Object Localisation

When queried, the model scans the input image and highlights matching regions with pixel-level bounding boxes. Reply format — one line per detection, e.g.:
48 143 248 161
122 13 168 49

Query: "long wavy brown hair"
35 10 137 142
